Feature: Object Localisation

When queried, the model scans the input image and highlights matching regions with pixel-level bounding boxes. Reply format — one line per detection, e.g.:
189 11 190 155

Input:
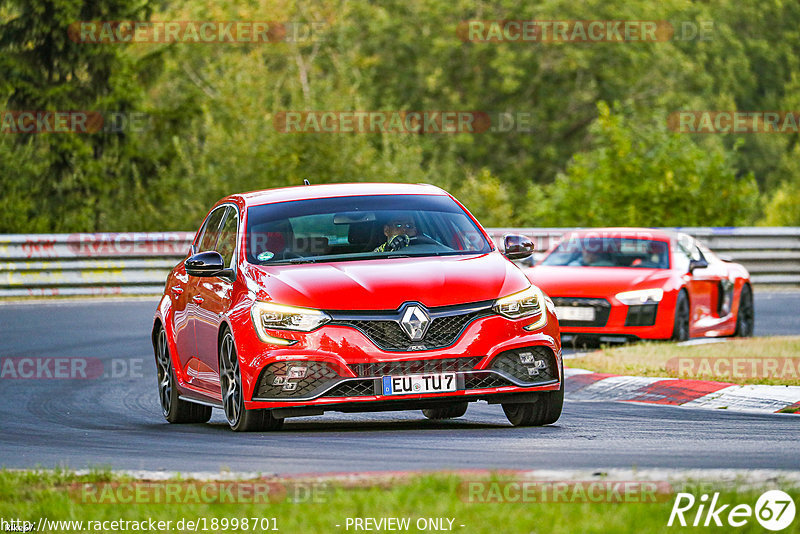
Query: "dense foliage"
1 0 798 232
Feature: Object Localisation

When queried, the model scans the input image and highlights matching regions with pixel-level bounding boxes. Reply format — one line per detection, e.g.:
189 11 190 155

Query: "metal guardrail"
1 227 798 297
0 233 193 297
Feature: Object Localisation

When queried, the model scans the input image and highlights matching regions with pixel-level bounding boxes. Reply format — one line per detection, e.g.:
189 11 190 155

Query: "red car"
524 228 754 344
152 183 562 431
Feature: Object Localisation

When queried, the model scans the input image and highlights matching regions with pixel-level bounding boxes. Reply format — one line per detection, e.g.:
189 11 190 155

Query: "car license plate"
555 306 596 322
381 373 457 395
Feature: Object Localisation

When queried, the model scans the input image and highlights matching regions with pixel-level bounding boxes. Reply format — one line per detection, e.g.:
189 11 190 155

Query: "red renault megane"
525 228 754 344
152 183 562 431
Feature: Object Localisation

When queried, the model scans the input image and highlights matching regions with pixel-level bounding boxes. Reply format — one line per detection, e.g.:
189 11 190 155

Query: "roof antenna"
303 179 311 185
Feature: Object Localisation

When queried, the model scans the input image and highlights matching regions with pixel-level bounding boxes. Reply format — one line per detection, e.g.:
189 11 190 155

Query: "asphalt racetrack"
1 291 798 473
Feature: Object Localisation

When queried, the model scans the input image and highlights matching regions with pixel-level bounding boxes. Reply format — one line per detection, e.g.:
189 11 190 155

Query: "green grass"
568 336 800 386
1 470 799 533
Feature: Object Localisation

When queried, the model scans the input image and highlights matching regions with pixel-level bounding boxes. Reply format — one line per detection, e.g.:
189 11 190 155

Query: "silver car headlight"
251 301 331 343
493 285 547 330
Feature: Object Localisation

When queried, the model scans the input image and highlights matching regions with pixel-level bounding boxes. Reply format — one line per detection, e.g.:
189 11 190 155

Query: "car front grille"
322 379 378 398
335 312 488 351
329 301 494 352
625 303 658 326
552 297 611 327
348 356 484 377
463 372 514 390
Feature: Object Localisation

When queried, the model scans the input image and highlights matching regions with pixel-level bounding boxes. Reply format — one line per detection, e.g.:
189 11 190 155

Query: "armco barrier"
0 233 193 297
0 228 798 297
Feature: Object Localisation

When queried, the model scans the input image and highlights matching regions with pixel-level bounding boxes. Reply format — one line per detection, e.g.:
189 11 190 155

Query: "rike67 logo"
668 490 796 531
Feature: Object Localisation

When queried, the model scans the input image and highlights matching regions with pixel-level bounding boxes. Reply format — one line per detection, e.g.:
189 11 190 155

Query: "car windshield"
245 194 492 264
541 237 670 269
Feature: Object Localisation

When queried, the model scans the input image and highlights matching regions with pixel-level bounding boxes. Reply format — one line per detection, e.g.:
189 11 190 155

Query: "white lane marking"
676 338 729 347
567 375 675 401
683 384 800 413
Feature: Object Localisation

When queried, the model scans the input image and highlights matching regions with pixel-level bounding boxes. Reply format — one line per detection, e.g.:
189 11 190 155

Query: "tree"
0 0 171 231
526 102 760 227
760 144 800 225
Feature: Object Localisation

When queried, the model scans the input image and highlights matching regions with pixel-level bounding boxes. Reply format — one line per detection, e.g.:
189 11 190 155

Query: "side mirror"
503 234 534 260
186 251 228 277
688 258 709 273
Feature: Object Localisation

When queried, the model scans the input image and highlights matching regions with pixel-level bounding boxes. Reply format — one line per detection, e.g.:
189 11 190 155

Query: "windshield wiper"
263 250 476 266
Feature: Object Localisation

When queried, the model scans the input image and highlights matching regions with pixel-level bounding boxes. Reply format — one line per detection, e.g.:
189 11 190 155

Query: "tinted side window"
216 208 239 267
197 207 226 252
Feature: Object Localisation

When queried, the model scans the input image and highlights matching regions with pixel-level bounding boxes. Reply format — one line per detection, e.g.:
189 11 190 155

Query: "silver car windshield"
541 237 670 269
245 194 492 264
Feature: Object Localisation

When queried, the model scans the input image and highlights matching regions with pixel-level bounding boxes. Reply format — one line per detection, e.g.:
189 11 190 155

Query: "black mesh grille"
334 310 491 351
425 312 486 347
254 360 340 399
464 372 513 390
345 320 409 351
349 356 483 377
552 297 611 327
488 346 558 384
322 380 377 398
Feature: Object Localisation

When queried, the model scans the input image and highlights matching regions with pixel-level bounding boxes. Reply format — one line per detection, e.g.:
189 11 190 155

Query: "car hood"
524 265 672 298
244 253 530 310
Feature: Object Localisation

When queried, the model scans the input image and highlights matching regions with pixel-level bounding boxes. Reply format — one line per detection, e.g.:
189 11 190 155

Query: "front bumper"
238 309 562 410
553 295 673 340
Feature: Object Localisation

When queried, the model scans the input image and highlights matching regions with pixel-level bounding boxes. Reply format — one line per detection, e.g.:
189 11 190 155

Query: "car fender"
152 267 195 388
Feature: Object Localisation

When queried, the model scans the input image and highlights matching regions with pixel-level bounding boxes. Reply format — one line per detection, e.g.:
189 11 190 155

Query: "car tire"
502 362 564 427
219 329 284 432
155 326 212 424
502 389 563 427
734 284 755 337
671 290 690 342
422 403 468 420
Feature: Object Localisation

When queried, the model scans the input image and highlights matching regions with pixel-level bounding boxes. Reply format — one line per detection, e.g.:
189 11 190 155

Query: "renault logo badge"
399 305 431 341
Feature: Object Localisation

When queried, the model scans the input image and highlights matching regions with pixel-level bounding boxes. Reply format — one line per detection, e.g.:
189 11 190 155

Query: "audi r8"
152 183 562 431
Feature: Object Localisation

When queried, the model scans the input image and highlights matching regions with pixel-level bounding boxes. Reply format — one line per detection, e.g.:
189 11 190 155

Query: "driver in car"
569 248 614 266
374 215 418 252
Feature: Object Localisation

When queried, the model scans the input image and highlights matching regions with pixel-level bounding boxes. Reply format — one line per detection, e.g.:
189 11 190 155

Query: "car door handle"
192 295 204 304
170 286 184 295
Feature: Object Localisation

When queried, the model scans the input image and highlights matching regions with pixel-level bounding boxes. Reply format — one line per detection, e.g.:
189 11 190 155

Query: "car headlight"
493 285 547 330
615 288 664 305
251 301 331 342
